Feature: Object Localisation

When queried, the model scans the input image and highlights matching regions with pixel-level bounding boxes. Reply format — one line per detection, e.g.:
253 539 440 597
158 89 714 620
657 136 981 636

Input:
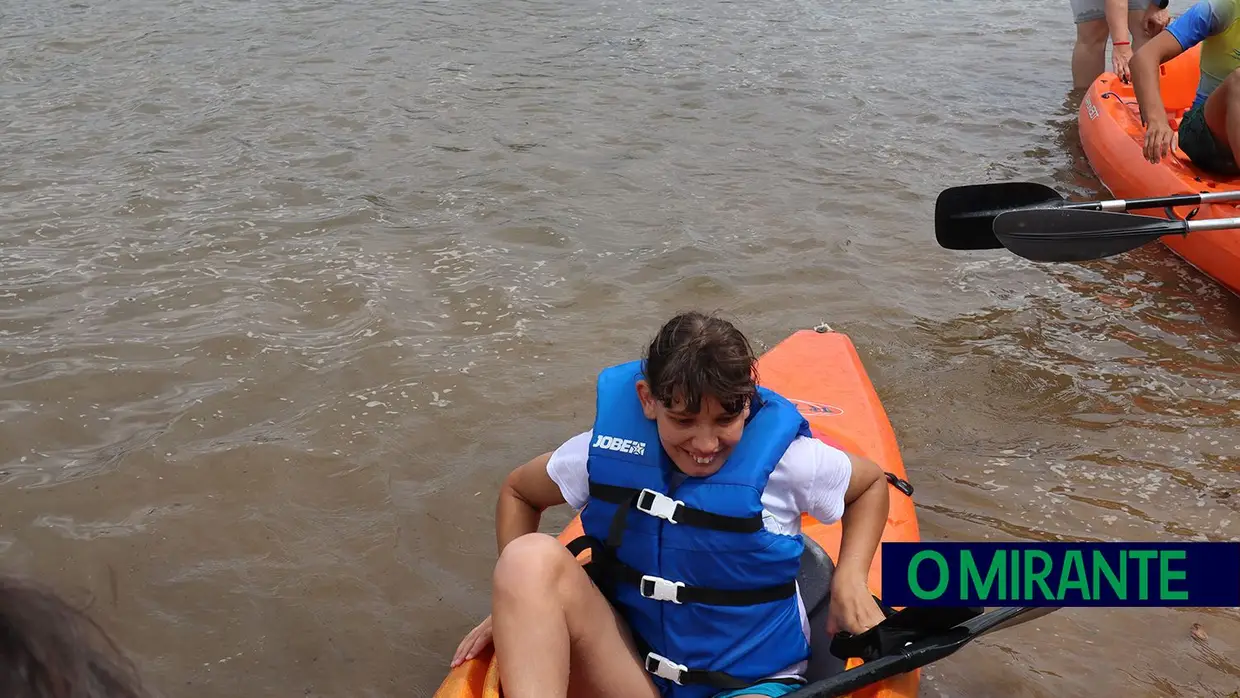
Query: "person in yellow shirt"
1132 0 1240 174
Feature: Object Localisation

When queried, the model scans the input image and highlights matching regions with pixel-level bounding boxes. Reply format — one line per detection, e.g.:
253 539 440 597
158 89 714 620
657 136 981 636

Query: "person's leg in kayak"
491 532 661 698
1192 67 1240 173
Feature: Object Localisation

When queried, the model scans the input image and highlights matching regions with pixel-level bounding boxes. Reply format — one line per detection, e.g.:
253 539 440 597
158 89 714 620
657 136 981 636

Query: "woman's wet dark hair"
0 575 149 698
641 311 758 416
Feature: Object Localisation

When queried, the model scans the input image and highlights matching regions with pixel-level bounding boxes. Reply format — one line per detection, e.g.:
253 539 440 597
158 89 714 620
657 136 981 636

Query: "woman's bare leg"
491 533 664 698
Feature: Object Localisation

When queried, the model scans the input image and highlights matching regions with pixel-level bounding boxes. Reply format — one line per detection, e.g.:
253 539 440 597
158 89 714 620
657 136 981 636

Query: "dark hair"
641 311 758 415
0 575 150 698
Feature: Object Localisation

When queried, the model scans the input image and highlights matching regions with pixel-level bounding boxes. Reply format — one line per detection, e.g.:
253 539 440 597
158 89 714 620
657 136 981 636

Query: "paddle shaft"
1070 189 1240 213
1054 214 1240 238
988 207 1240 263
789 606 1059 698
1183 215 1240 233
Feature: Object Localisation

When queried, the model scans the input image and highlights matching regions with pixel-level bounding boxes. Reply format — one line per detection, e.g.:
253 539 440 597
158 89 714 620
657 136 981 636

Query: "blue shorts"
1178 99 1240 175
712 681 806 698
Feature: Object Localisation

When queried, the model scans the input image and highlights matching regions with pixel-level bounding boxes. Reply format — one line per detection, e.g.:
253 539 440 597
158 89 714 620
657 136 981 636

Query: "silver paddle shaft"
1096 189 1240 212
1185 215 1240 232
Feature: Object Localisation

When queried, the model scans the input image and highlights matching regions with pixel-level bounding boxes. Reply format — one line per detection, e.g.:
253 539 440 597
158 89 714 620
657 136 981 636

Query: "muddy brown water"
2 0 1239 696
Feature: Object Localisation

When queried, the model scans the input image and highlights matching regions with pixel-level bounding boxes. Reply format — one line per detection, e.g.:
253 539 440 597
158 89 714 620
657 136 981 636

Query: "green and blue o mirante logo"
880 542 1240 607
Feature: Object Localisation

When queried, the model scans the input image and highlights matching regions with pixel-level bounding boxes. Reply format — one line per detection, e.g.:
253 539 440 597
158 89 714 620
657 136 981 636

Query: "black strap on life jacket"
568 480 807 690
643 652 806 690
566 536 796 606
625 625 807 690
588 482 764 541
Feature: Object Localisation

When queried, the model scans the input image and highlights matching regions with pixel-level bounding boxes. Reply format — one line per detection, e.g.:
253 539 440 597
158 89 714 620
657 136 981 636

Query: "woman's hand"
1144 118 1177 163
1144 6 1170 36
826 571 887 637
451 615 494 668
1112 43 1134 83
829 452 889 637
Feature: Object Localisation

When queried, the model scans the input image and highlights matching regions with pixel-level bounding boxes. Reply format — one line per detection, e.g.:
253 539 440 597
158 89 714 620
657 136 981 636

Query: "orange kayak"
1078 42 1240 296
433 327 922 698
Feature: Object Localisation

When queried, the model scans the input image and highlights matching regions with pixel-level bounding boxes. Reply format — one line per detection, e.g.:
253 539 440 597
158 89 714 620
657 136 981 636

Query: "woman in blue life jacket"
451 311 891 698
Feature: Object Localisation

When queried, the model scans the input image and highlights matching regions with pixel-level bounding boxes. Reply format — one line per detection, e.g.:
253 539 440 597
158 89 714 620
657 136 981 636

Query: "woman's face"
637 380 749 477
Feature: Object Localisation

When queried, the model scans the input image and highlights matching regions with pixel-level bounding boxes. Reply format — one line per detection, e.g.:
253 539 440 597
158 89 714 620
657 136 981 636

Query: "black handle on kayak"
783 606 1058 698
828 605 984 662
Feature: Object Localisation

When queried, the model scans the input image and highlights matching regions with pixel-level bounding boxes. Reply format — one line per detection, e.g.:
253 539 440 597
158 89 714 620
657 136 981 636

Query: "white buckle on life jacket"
640 574 685 604
644 652 687 684
636 488 683 524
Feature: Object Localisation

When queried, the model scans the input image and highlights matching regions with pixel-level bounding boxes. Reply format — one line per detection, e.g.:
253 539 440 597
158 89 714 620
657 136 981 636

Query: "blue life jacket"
568 360 814 698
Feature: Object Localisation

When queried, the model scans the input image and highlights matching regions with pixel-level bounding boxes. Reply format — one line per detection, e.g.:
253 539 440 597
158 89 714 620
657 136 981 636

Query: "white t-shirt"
545 429 855 681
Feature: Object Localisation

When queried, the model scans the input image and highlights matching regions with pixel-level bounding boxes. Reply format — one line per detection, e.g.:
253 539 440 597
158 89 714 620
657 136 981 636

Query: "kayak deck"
433 328 921 698
1078 43 1240 296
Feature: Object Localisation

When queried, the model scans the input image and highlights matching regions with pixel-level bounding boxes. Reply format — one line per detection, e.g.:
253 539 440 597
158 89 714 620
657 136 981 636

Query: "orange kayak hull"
433 329 922 698
1078 43 1240 297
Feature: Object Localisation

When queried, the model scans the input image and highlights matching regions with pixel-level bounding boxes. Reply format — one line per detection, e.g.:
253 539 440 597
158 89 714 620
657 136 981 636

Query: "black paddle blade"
935 182 1065 251
785 607 1055 698
992 209 1184 262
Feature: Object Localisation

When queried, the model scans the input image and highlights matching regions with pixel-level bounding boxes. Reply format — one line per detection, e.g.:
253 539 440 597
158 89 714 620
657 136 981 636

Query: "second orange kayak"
1079 42 1240 296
